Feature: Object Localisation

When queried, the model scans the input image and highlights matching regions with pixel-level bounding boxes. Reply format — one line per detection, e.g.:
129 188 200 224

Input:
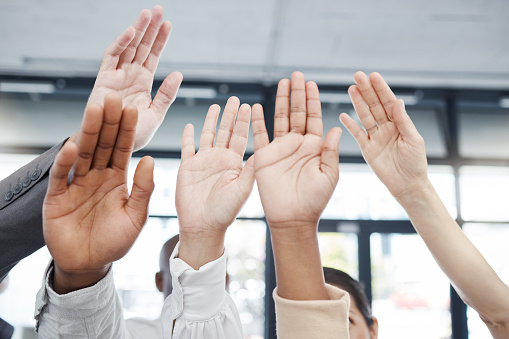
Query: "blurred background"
0 0 508 338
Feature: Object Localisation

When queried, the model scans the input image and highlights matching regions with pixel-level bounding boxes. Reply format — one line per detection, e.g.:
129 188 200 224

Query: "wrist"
268 220 319 244
178 231 225 270
53 263 110 295
393 178 434 206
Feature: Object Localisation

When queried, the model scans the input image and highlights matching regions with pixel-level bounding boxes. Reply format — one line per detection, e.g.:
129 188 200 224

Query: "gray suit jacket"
0 141 64 283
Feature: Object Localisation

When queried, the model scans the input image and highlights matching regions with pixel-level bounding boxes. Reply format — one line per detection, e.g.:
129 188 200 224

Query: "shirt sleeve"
34 261 132 339
161 242 243 339
273 284 351 339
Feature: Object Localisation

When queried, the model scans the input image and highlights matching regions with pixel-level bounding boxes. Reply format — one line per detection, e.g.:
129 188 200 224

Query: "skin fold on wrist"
52 263 110 295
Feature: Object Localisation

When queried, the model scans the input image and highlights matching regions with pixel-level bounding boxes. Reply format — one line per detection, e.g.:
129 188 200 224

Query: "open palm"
87 6 183 151
252 73 342 228
43 94 154 274
176 97 255 235
340 72 428 199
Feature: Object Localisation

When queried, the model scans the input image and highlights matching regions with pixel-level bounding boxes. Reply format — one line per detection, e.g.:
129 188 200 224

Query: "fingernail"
401 100 405 111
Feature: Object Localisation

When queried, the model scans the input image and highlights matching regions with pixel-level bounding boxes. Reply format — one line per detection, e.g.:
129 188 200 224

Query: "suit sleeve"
0 140 66 282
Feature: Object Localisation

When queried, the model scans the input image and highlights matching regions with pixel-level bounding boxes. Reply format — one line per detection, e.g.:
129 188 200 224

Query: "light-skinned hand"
252 72 342 238
87 5 183 151
175 97 255 269
340 71 429 201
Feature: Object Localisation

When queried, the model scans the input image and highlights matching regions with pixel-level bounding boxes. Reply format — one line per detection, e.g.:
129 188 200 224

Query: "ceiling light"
0 81 55 94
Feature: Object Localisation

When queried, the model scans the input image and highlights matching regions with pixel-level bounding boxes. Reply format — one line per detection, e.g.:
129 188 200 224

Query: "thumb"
238 155 256 197
393 99 422 143
152 72 183 120
125 156 155 228
320 127 342 181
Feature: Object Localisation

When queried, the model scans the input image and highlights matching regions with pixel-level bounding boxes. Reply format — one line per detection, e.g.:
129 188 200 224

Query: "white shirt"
34 243 243 339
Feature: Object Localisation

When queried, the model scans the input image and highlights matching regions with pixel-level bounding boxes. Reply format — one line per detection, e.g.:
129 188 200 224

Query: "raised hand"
87 5 183 151
43 93 155 294
252 72 342 232
340 72 428 200
175 97 255 268
252 72 341 301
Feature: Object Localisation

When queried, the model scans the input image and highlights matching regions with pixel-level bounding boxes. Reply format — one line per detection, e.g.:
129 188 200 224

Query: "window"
460 166 509 222
371 233 452 339
463 223 509 339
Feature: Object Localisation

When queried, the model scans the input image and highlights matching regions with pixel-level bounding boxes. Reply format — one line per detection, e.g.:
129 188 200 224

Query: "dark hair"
323 267 374 327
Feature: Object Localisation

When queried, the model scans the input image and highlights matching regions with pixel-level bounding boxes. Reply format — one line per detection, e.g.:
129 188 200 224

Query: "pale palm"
87 6 183 151
177 148 249 232
252 73 342 228
360 120 426 197
340 71 428 199
176 98 255 235
255 133 337 226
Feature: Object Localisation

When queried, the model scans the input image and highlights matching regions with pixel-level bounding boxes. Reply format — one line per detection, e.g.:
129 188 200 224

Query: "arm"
340 71 509 338
0 141 64 283
167 97 255 338
0 5 181 282
36 93 154 338
252 72 349 338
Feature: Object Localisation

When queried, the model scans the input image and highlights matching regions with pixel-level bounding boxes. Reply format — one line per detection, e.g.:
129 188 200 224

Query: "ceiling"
1 0 508 89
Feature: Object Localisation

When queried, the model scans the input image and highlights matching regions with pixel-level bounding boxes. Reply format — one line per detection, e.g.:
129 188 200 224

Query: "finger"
182 124 196 161
110 105 138 171
348 85 378 134
252 104 269 151
274 79 290 138
215 96 240 148
369 72 398 119
47 141 78 197
393 99 421 142
237 155 255 197
151 72 183 120
117 9 152 68
290 72 307 135
353 71 389 124
305 81 323 138
133 5 164 65
74 104 104 177
99 26 136 72
320 127 342 180
125 156 155 229
199 105 220 150
92 93 123 170
144 21 172 73
229 104 252 158
339 113 369 149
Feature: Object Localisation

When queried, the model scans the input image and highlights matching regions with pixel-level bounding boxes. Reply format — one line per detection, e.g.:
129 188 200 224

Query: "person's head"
155 235 180 299
323 267 378 339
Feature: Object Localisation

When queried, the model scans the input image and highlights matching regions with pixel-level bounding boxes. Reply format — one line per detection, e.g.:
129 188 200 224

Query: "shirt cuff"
273 284 350 339
34 260 115 331
168 242 227 321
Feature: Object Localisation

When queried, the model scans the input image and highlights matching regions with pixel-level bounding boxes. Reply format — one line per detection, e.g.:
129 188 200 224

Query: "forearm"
398 180 509 323
270 223 329 301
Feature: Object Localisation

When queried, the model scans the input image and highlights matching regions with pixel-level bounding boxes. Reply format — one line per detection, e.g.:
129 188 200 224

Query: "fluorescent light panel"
177 87 217 99
0 81 55 94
